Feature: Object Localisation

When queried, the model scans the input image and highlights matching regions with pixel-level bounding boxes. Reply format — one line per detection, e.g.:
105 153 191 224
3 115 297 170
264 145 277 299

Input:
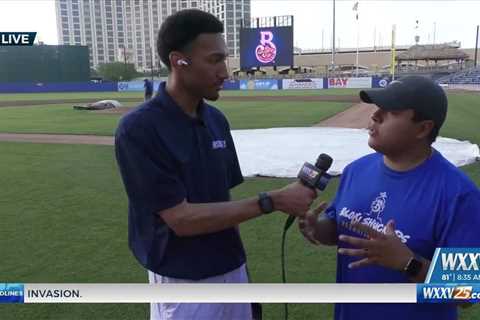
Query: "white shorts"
148 264 252 320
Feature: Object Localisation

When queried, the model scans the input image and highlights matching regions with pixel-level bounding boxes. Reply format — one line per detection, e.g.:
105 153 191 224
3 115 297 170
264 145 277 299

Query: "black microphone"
298 153 333 190
284 153 333 231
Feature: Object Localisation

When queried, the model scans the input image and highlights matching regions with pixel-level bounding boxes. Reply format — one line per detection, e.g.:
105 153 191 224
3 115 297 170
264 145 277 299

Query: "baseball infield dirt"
315 102 376 129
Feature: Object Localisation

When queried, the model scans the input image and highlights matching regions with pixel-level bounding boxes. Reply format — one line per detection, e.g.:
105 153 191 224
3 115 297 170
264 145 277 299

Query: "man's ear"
416 120 435 140
169 52 188 69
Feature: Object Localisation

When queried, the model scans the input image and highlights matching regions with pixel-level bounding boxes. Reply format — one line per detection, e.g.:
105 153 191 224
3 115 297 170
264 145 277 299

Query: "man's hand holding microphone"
257 154 333 220
264 181 317 217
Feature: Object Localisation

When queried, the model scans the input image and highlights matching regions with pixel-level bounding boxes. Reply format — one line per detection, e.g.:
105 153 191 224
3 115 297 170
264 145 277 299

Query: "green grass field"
0 101 350 135
0 88 360 101
0 89 479 319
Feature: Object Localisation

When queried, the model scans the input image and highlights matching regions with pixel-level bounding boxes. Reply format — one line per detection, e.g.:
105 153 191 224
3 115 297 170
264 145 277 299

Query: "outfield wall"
443 84 480 91
0 82 117 93
0 76 395 93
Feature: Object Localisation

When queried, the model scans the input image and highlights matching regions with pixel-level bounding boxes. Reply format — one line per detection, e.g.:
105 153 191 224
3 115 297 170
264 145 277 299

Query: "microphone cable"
281 215 297 320
280 153 333 320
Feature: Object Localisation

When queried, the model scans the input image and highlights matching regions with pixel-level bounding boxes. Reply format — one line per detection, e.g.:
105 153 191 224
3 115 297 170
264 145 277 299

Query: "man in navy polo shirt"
115 9 316 320
298 76 480 320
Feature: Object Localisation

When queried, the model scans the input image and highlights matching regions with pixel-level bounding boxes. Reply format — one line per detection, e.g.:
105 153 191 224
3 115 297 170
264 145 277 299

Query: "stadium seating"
437 66 480 84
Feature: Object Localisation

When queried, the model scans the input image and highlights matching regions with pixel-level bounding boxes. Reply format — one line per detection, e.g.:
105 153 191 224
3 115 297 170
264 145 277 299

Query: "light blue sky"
0 0 478 49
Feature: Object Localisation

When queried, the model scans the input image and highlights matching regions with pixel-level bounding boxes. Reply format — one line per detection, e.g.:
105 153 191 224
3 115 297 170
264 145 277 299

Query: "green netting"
0 45 90 83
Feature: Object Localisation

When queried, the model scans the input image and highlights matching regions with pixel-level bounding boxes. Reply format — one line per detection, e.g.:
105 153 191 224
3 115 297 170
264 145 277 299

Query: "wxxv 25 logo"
417 284 480 303
417 248 480 303
0 32 36 46
425 248 480 284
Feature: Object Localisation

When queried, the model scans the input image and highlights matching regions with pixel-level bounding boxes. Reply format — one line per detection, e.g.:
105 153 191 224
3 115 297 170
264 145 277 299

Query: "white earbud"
177 59 189 66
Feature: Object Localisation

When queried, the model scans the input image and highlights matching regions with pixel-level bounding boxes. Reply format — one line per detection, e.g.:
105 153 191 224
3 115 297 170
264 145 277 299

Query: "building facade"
55 0 250 71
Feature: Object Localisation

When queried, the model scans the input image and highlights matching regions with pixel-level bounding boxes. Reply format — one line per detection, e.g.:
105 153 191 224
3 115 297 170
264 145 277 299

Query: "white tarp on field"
231 127 480 177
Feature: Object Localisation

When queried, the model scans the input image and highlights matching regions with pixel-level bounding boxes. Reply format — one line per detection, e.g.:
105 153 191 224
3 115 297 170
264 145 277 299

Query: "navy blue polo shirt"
115 82 246 280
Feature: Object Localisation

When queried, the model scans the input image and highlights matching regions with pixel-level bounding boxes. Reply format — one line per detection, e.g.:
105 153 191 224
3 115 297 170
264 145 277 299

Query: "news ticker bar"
1 283 480 304
2 284 415 303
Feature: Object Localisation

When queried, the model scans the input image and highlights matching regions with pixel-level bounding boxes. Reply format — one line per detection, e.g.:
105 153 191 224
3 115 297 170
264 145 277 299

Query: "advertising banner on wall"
118 81 162 92
117 81 142 92
0 82 117 94
222 80 240 90
372 76 392 88
240 79 279 90
282 78 324 90
327 77 372 89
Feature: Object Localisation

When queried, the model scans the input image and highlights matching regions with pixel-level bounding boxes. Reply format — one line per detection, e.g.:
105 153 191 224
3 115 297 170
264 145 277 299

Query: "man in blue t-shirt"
299 76 480 320
115 10 316 320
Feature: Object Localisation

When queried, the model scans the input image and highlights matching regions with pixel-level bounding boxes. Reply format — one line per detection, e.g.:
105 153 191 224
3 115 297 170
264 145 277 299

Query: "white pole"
391 24 396 80
356 13 359 76
331 0 336 72
353 1 360 76
322 29 325 52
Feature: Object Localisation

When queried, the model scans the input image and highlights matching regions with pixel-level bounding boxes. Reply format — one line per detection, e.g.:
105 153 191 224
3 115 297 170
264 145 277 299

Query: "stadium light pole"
353 2 359 77
475 25 479 68
322 29 324 52
150 46 154 82
121 45 127 79
331 0 336 74
391 25 396 80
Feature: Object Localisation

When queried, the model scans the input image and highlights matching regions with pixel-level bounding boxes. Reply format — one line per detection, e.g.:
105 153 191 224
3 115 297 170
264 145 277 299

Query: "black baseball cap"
359 75 448 128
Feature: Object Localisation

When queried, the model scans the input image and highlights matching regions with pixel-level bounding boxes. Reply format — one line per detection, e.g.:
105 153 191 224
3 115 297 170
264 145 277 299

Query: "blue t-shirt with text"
326 150 480 320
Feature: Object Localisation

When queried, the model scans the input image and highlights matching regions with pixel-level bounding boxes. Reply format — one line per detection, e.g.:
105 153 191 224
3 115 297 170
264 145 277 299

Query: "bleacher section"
437 67 480 84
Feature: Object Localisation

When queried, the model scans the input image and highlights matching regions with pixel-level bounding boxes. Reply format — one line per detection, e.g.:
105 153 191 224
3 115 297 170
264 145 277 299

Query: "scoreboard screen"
240 26 293 69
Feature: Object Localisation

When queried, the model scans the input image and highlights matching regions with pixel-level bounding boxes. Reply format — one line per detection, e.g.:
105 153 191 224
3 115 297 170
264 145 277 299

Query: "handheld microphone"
284 153 333 230
297 153 333 190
